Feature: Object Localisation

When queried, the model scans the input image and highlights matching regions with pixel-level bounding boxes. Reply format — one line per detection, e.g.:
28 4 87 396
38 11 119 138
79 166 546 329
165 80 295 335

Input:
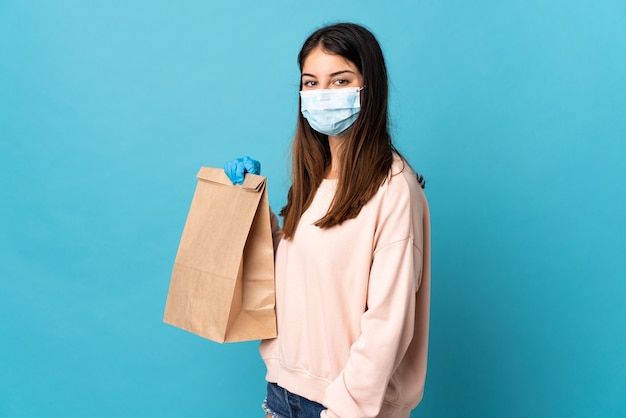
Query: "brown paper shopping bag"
163 167 277 343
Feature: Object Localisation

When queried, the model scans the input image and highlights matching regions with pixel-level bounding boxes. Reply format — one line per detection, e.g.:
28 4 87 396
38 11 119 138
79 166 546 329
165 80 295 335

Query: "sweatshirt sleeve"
321 174 427 418
269 206 282 253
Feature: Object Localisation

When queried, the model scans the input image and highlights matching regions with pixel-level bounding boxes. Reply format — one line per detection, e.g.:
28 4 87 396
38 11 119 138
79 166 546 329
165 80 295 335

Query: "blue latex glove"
224 156 261 185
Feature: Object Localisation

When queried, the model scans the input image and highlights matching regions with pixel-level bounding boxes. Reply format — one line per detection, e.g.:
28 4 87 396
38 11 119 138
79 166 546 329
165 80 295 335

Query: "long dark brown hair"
280 23 423 239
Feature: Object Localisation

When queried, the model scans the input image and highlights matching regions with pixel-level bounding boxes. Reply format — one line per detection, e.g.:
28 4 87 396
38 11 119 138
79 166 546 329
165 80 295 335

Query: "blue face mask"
300 87 363 136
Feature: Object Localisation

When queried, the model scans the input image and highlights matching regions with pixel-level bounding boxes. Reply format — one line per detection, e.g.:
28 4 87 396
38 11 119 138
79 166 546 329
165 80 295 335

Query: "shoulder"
382 154 427 210
371 154 428 223
370 153 429 252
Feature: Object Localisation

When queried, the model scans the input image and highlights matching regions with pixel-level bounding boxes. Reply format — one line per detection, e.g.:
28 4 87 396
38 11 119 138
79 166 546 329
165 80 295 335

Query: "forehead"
301 46 359 75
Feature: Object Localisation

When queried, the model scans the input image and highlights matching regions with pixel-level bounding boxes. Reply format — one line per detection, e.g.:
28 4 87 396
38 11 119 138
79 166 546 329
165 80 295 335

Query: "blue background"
1 1 625 417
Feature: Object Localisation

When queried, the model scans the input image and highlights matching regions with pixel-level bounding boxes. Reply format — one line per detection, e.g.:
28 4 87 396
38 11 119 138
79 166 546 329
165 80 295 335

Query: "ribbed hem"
263 357 331 406
264 357 416 418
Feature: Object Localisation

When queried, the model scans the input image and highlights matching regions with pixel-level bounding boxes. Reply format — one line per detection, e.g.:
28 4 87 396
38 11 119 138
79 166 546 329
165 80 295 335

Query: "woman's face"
300 46 364 91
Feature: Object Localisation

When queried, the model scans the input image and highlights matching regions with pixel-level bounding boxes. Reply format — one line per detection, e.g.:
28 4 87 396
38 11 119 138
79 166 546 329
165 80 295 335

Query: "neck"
326 135 345 179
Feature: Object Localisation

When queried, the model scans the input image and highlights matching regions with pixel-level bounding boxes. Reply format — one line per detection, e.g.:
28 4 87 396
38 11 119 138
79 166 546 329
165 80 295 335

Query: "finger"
234 161 245 184
224 160 238 184
242 156 260 175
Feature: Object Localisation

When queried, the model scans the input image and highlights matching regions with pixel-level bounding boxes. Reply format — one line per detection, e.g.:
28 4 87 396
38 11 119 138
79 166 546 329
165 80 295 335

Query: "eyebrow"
301 70 356 79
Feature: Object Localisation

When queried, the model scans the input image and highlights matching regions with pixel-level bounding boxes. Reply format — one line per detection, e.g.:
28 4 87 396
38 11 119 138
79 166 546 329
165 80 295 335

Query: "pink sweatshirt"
261 155 431 418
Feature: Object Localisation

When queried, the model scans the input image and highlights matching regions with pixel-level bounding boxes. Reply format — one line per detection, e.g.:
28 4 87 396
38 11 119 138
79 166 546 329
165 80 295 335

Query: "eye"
302 80 317 88
333 79 349 86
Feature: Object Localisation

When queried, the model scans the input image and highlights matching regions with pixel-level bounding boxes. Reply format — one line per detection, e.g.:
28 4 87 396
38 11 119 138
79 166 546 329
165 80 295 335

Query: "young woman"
225 22 430 418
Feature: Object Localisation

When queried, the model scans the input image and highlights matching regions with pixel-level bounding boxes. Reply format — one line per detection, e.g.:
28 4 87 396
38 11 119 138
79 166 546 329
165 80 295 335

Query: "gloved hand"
224 156 261 185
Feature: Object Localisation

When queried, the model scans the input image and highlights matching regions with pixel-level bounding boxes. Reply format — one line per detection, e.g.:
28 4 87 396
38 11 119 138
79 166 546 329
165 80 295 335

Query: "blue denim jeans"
262 382 326 418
